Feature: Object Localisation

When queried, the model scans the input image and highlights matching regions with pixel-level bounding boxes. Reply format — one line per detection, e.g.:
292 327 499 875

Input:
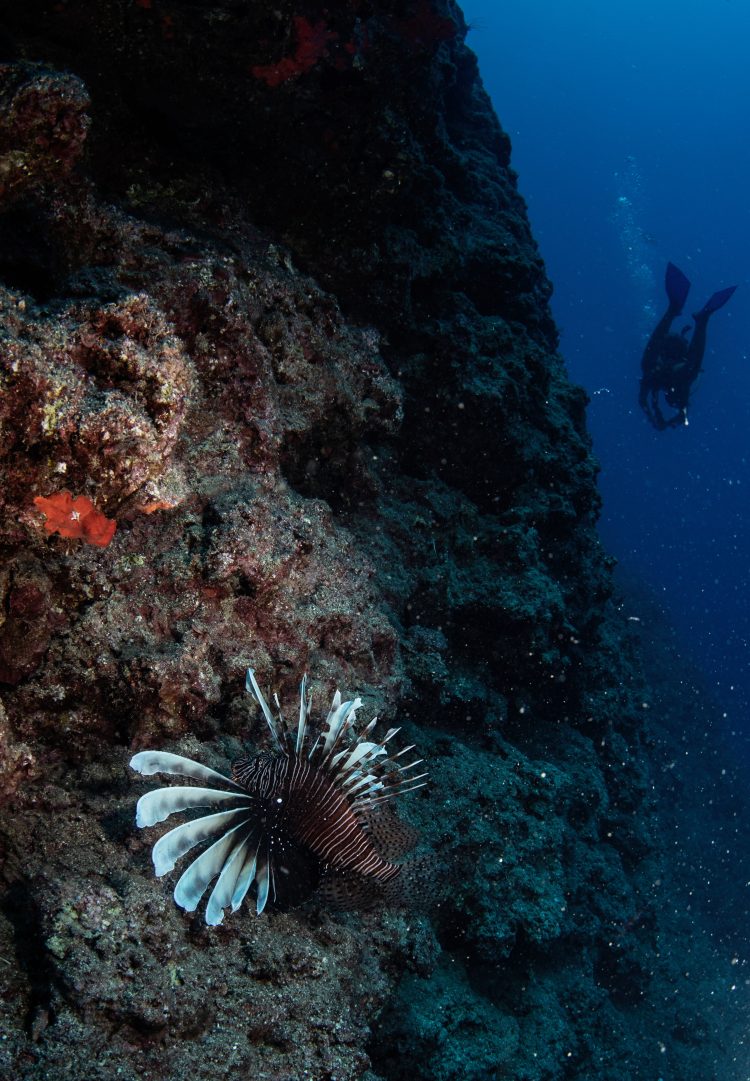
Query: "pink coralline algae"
395 0 457 51
251 17 339 86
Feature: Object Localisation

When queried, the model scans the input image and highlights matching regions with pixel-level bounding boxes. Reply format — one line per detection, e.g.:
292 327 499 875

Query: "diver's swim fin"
696 285 737 317
665 262 691 313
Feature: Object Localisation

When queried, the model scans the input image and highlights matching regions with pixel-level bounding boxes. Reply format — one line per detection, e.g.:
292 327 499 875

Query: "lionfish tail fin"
381 852 444 912
318 852 441 914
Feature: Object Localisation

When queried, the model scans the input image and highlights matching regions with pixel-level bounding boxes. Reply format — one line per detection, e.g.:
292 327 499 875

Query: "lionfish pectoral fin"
385 852 443 910
255 851 272 915
230 840 260 912
136 786 252 828
130 750 245 791
152 809 250 877
205 827 253 926
173 822 248 913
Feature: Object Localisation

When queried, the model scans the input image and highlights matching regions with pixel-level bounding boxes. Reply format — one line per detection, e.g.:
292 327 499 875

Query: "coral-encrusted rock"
0 700 38 803
0 63 90 203
1 288 193 515
0 557 67 686
0 56 404 758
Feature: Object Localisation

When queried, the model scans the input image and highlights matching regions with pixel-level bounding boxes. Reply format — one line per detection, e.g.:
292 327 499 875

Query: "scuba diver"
639 262 736 429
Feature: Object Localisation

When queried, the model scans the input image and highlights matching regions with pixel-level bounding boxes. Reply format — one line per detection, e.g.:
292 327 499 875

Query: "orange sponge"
33 490 116 548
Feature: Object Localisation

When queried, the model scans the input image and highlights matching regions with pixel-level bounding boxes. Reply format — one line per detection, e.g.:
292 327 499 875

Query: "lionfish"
130 669 428 925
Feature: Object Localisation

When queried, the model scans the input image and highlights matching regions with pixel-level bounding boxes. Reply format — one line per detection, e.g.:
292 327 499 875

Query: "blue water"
464 0 750 741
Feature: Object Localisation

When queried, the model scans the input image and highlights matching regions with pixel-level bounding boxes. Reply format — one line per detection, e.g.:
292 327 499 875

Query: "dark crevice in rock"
1 882 57 1036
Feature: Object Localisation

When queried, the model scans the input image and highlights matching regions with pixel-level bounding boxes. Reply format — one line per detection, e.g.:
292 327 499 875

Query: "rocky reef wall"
0 3 711 1079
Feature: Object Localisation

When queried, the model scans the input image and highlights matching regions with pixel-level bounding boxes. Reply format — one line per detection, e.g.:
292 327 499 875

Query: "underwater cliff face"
0 3 715 1080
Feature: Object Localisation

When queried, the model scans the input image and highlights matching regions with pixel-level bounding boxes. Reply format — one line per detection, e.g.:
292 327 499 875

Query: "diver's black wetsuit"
639 307 704 429
639 263 736 430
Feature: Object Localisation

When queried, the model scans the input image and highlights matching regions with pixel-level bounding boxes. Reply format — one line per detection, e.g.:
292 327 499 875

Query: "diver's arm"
649 390 667 431
641 306 678 375
639 381 666 429
638 377 650 411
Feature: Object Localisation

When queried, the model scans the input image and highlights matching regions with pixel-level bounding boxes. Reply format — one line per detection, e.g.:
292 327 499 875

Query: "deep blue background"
464 0 750 738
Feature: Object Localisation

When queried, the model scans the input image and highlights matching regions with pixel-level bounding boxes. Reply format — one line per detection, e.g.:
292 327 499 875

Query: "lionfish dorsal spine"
296 673 312 754
246 668 288 752
331 741 386 780
343 773 383 799
396 757 426 773
330 718 379 772
360 774 430 806
320 694 362 757
391 744 416 760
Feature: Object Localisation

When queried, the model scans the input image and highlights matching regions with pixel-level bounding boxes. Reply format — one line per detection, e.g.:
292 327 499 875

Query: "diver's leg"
665 262 691 312
642 263 691 376
685 282 736 382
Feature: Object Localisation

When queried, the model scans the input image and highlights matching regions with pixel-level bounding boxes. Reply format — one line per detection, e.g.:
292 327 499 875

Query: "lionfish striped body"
130 669 427 924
